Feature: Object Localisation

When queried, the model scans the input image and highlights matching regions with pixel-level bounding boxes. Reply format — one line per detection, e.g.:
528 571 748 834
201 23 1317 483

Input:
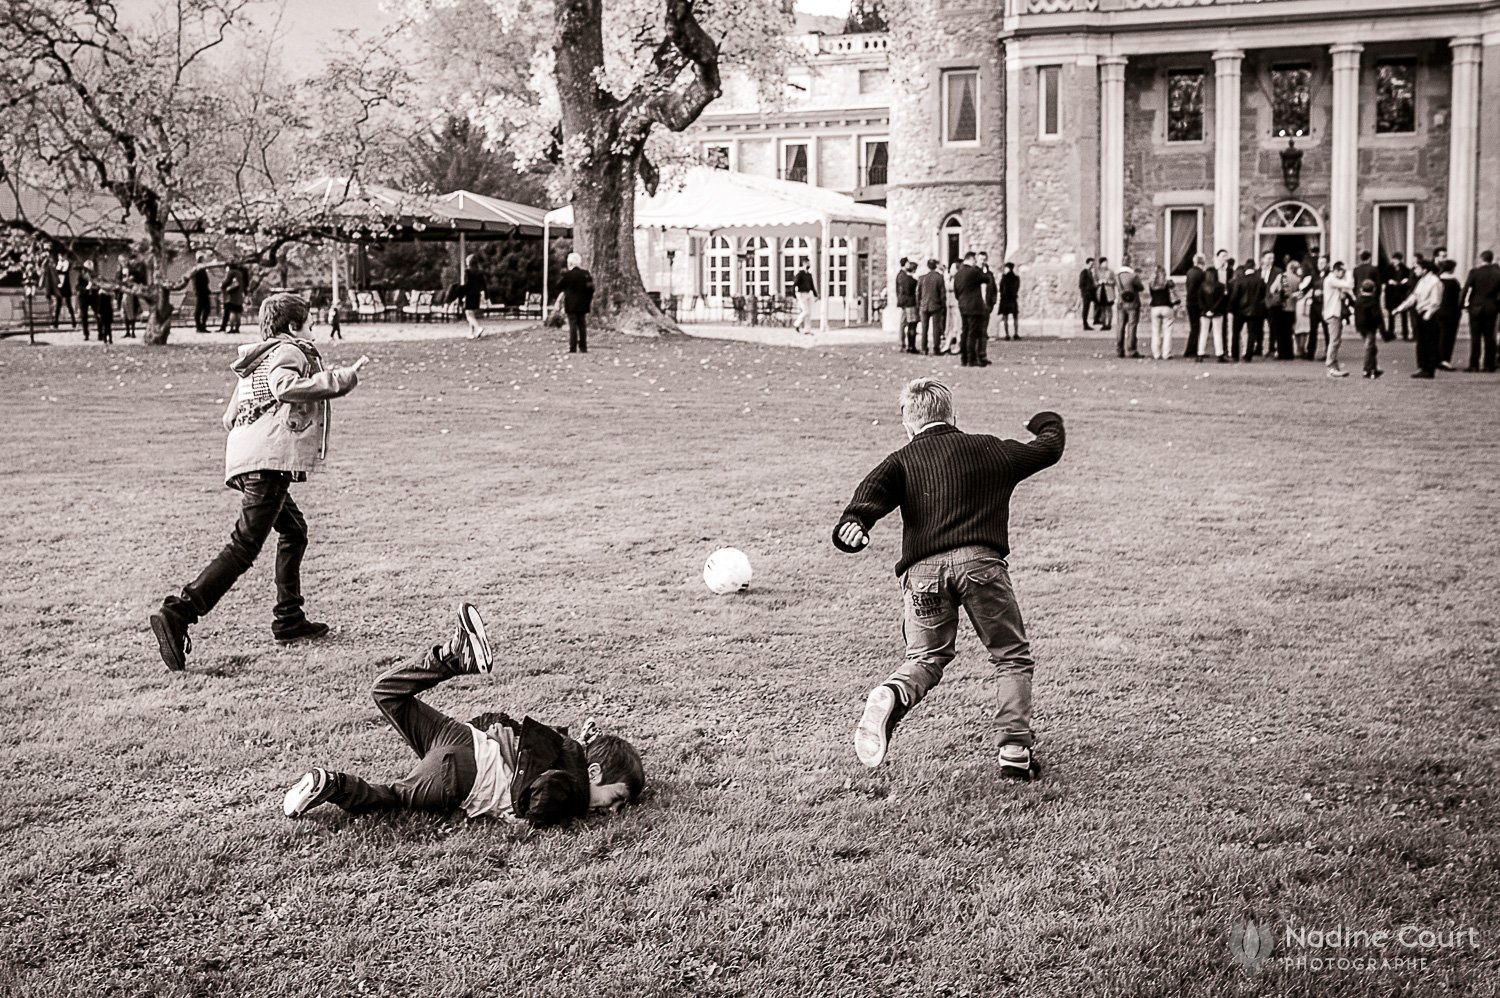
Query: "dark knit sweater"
833 414 1065 575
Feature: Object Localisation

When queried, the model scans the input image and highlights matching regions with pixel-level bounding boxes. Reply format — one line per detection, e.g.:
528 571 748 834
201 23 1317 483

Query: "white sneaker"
998 743 1040 782
854 683 909 768
1327 368 1349 378
457 602 492 674
283 768 334 817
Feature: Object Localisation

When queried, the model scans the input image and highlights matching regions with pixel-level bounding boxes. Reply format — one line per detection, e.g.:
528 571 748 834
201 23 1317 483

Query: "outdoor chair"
522 293 543 320
352 290 388 321
401 290 436 322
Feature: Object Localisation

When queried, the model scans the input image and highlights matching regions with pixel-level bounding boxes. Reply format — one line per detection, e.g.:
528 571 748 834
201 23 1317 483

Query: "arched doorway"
1256 201 1323 269
941 213 964 267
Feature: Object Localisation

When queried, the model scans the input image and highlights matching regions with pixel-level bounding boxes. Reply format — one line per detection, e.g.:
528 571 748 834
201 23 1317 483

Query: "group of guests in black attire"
43 251 147 343
893 252 1020 367
1075 245 1500 379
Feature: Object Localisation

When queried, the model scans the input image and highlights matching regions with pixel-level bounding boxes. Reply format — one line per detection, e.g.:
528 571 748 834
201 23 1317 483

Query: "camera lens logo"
1229 919 1274 970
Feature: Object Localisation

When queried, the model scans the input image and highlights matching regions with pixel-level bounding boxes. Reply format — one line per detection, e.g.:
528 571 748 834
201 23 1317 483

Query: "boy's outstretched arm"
832 454 905 552
266 347 360 403
1003 411 1066 482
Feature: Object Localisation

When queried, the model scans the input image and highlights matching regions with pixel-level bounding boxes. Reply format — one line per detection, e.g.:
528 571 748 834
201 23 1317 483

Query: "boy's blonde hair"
899 378 954 426
258 293 309 338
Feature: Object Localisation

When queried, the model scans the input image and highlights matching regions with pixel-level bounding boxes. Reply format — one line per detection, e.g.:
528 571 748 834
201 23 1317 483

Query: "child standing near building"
283 603 646 826
150 293 364 672
1353 278 1387 379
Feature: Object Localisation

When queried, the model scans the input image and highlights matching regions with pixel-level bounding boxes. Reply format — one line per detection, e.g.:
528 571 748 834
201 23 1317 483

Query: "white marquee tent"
543 167 887 331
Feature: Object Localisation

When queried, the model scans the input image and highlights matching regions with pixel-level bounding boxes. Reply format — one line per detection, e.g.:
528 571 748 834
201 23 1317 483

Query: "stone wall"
1353 42 1451 261
1121 55 1215 271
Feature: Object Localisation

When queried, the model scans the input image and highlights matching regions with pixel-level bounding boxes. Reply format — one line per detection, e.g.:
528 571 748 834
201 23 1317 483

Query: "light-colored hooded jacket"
221 336 358 485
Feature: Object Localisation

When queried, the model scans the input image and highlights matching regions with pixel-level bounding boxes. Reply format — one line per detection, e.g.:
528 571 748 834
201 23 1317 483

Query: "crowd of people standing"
893 252 1020 366
1076 246 1500 380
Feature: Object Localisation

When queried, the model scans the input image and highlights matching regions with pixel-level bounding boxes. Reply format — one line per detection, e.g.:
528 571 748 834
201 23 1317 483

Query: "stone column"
1099 56 1128 267
1447 38 1482 269
1328 43 1363 265
1212 50 1245 260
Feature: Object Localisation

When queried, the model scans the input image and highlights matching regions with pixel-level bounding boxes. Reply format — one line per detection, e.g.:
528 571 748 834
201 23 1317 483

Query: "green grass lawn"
1 330 1497 997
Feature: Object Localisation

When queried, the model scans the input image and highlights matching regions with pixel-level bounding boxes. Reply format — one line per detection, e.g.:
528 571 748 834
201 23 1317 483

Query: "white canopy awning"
542 167 887 332
542 166 887 239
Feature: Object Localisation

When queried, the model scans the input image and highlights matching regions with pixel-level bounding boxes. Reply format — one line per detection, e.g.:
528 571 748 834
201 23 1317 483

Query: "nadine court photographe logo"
1228 917 1482 973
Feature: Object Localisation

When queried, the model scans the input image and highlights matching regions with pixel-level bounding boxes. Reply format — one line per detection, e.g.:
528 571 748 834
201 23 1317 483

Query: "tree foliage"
0 0 411 342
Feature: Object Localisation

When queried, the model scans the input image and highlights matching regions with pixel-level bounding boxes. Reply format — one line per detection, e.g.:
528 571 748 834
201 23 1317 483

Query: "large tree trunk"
141 232 173 345
568 136 677 338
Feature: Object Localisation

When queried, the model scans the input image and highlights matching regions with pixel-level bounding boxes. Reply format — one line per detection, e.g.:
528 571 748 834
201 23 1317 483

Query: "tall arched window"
781 237 813 295
941 214 964 267
1255 200 1324 270
743 237 774 298
827 237 851 298
706 236 735 299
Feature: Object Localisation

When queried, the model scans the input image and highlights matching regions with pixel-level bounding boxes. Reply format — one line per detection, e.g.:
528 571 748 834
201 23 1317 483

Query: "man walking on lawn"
150 293 364 672
831 378 1066 781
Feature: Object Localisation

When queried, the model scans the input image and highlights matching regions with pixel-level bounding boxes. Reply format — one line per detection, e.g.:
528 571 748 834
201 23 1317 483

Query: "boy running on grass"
832 378 1065 780
150 293 364 672
284 604 645 827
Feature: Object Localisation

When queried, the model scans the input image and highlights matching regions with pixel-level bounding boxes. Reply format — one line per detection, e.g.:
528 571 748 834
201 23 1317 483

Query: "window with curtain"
783 144 808 183
1375 204 1411 272
863 140 888 186
743 237 774 297
1167 69 1204 142
942 69 979 145
1039 66 1061 138
1271 64 1312 137
707 237 734 298
781 237 812 294
1165 208 1201 277
827 237 851 298
1376 60 1416 134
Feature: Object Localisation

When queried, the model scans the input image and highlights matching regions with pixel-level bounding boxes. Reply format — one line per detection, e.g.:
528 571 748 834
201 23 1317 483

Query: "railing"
861 162 888 187
1011 0 1284 14
816 34 888 54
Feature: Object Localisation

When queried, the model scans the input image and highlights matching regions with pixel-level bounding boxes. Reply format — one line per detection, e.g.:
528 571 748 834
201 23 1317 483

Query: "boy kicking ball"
832 378 1065 781
284 603 645 827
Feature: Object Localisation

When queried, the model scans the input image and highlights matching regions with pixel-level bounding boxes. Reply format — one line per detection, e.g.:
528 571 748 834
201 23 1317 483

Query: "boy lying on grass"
283 603 644 827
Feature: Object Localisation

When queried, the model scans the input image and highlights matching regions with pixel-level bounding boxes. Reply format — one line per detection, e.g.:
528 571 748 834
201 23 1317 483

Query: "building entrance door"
1257 201 1323 271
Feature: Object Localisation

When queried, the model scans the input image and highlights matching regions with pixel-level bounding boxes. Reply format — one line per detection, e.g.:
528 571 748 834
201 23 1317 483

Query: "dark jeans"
919 309 944 354
1413 313 1441 374
1440 312 1461 365
960 313 986 365
1243 315 1265 358
1184 305 1201 356
194 296 211 331
1361 332 1380 375
1080 292 1094 328
1306 301 1326 359
891 545 1034 747
52 293 75 327
162 470 308 632
1116 305 1140 355
1469 308 1498 371
567 311 588 352
1269 308 1294 359
327 650 480 813
94 298 113 344
977 313 991 363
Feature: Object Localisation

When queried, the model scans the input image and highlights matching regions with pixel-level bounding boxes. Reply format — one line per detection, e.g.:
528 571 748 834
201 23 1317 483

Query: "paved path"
3 317 896 350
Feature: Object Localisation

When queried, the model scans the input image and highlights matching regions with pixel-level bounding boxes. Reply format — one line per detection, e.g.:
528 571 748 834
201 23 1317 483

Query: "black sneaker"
854 682 910 768
282 768 336 817
274 619 330 645
998 743 1042 782
452 602 493 674
149 610 191 672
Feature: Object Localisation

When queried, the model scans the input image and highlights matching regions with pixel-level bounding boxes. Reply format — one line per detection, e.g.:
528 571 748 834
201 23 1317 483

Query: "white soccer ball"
703 547 753 595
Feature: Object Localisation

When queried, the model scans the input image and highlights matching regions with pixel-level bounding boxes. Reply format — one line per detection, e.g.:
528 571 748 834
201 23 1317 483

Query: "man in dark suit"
1078 258 1097 330
1382 252 1413 342
916 258 946 356
1230 258 1269 362
895 257 919 353
557 252 595 353
1183 254 1206 358
953 252 989 367
191 251 213 333
978 251 999 363
1462 249 1500 372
